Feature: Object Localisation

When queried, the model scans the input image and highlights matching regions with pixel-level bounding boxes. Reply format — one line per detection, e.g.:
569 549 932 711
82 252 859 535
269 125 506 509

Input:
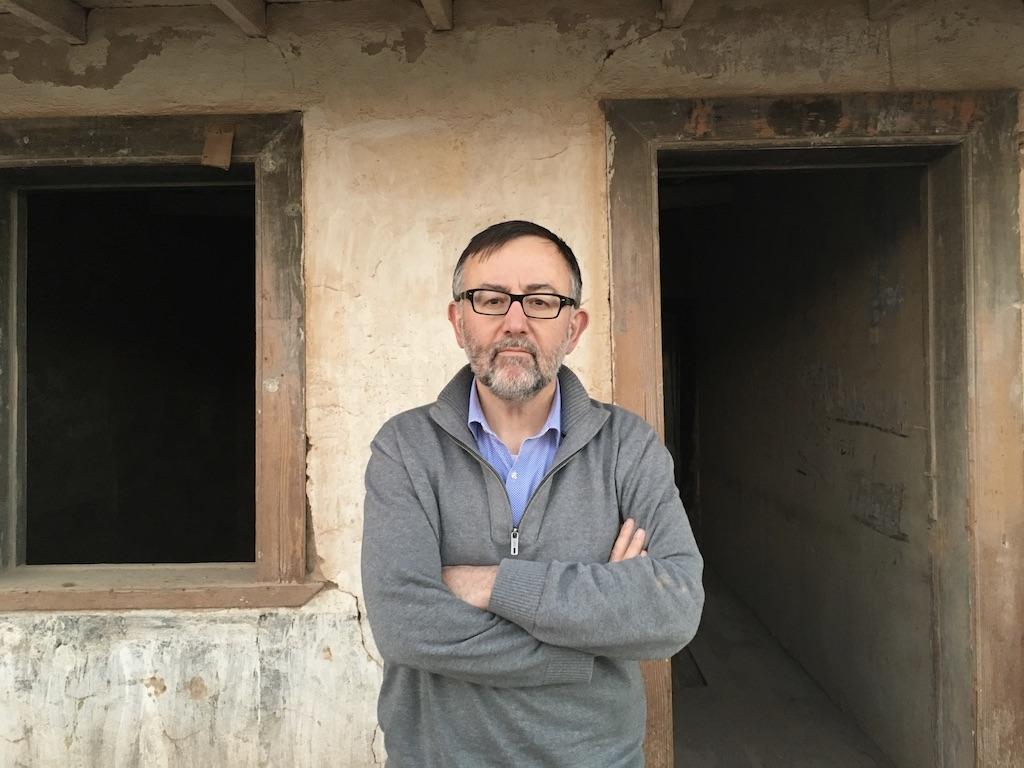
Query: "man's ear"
448 301 466 349
564 307 589 354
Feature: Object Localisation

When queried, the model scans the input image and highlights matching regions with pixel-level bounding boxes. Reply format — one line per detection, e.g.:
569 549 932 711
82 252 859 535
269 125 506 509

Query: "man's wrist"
488 559 549 630
441 564 499 610
475 565 498 609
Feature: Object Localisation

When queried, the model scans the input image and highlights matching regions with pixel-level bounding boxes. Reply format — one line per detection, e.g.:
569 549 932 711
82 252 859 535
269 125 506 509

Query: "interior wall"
0 1 1022 765
663 167 934 768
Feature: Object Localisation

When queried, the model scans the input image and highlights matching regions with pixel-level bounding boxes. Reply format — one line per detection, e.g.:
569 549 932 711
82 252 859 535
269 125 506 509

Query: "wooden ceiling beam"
0 0 87 43
662 0 696 28
421 0 452 31
211 0 266 37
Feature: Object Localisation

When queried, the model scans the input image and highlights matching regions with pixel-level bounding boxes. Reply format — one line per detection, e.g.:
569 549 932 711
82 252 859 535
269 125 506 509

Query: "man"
361 221 704 767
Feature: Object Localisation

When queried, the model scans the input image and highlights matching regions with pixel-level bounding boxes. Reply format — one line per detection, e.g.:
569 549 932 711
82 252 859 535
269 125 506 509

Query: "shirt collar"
468 378 563 445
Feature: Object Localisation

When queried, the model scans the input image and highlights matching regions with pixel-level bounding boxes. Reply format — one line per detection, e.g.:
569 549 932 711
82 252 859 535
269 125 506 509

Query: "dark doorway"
25 184 256 565
661 153 942 768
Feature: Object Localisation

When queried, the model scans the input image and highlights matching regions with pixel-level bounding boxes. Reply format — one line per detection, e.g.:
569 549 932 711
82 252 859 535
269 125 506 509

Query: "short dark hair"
452 220 582 303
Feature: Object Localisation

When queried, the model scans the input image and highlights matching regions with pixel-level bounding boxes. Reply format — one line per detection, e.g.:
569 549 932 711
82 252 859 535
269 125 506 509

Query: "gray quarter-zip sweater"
361 365 704 768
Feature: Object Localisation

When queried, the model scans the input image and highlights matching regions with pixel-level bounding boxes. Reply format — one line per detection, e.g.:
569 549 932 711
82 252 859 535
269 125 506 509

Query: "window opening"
25 184 256 564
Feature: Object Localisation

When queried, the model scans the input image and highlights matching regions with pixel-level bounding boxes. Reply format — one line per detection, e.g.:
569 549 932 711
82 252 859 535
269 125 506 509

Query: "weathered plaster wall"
0 593 383 766
0 1 1022 765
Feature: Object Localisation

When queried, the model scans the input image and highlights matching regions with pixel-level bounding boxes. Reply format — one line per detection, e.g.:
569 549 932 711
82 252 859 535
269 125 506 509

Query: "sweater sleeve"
361 424 594 688
487 419 704 660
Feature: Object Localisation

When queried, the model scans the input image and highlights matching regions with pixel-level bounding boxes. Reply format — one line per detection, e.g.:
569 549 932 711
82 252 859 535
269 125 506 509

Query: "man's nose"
501 298 530 333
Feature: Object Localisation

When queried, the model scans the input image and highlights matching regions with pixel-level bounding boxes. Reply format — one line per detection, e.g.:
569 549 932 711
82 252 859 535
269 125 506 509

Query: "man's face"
448 236 589 403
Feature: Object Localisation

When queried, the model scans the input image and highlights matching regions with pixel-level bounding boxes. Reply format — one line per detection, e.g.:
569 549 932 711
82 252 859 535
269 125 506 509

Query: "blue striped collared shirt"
467 379 562 528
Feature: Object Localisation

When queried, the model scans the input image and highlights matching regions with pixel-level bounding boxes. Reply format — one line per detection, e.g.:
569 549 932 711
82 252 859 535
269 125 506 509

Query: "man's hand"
442 565 499 610
608 518 647 562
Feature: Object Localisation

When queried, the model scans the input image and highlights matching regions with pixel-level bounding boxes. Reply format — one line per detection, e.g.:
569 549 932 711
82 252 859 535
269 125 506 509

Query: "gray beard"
460 318 569 404
478 355 548 403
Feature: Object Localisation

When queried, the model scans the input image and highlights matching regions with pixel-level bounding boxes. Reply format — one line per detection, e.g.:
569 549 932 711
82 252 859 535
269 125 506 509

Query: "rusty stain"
686 100 715 138
957 97 978 127
321 646 333 661
144 675 167 696
187 676 207 700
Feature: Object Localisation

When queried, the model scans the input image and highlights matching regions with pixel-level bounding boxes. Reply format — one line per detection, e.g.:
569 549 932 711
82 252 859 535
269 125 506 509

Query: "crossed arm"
442 518 649 608
442 423 704 660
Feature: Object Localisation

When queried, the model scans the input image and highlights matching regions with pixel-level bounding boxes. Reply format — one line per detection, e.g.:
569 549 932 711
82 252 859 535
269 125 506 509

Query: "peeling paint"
359 28 426 64
0 30 211 89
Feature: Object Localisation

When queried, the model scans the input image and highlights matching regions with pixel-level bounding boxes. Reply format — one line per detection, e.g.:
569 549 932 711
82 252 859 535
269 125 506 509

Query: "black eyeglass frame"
455 289 579 319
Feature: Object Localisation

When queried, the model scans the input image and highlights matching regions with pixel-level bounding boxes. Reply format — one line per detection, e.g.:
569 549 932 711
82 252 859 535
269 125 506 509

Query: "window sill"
0 564 324 611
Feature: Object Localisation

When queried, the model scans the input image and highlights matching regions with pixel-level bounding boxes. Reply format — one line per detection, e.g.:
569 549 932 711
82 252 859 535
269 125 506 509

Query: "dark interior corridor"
661 158 938 768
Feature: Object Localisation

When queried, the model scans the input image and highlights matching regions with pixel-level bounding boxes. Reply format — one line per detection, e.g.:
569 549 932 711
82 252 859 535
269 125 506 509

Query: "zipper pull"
510 527 519 557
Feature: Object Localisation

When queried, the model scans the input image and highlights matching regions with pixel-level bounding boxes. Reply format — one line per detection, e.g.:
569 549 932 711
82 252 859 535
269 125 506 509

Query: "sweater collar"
468 376 562 448
431 365 608 456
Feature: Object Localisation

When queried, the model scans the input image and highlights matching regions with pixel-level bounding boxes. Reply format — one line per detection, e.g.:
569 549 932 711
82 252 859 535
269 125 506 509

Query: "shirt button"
510 471 518 480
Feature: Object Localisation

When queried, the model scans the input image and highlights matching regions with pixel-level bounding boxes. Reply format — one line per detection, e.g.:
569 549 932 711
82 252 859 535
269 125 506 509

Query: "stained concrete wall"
0 1 1021 765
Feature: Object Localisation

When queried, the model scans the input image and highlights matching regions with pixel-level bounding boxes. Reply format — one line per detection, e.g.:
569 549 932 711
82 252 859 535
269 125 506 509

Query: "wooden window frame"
604 91 1022 768
0 113 321 610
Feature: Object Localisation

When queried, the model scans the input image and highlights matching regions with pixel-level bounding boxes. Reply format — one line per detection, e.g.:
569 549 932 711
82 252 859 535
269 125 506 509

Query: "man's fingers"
609 520 649 563
608 518 636 562
623 528 646 560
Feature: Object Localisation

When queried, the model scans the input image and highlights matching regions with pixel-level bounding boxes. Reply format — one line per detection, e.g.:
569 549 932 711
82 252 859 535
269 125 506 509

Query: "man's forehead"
463 236 572 288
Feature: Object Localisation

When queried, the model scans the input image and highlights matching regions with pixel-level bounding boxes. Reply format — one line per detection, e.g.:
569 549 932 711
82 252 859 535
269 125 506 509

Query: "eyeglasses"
456 289 578 319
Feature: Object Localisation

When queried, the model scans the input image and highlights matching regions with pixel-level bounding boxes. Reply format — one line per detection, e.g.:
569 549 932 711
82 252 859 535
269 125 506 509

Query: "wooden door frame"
604 91 1023 768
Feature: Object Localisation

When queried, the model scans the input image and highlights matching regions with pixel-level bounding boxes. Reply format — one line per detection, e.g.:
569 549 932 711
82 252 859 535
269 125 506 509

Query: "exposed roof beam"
662 0 696 28
867 0 910 20
211 0 266 37
0 0 86 44
421 0 452 31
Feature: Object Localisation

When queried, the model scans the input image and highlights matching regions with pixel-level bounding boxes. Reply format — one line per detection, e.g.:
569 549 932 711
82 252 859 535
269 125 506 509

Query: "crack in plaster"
1 729 30 744
534 145 570 161
162 727 204 744
334 585 383 669
266 33 297 91
885 17 896 89
370 723 383 767
598 20 666 72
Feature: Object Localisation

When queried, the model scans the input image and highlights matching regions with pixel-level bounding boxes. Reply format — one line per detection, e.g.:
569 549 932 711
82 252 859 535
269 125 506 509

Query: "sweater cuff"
544 645 594 685
488 558 549 631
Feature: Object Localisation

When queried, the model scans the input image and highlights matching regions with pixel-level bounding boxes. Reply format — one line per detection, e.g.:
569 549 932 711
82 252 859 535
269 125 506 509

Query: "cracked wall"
0 0 1023 765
